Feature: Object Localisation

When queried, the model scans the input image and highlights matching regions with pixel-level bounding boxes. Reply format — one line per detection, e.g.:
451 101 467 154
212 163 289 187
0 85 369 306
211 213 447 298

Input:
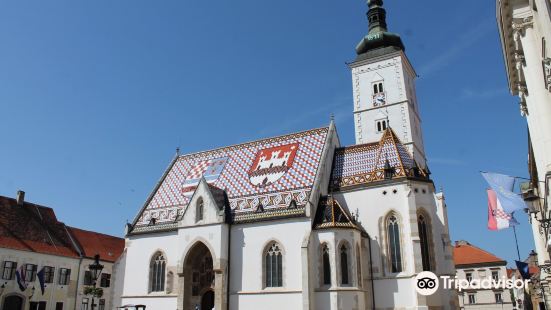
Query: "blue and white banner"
481 172 527 213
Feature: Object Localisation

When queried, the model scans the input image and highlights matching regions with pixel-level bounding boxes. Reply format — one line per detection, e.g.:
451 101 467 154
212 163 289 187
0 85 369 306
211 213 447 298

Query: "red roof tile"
0 195 124 262
68 227 124 263
506 268 515 278
0 196 79 258
453 241 506 266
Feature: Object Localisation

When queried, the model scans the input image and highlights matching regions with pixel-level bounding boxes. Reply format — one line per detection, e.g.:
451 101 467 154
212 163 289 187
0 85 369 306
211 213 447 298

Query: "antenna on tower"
330 113 335 122
176 147 180 156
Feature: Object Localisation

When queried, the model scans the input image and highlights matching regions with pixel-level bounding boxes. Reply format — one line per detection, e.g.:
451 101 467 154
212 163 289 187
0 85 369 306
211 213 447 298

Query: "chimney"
16 190 25 205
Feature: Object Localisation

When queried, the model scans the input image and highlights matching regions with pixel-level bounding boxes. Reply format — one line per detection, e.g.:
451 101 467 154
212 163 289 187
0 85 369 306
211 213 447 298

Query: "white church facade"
116 1 457 309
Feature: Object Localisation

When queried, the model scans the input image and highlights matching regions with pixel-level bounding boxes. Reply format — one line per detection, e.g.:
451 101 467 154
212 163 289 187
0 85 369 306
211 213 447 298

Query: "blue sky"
0 1 533 265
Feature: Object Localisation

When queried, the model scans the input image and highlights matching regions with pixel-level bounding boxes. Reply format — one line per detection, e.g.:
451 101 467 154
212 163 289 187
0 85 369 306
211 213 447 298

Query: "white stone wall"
228 218 309 309
334 180 456 309
120 231 179 309
350 52 427 168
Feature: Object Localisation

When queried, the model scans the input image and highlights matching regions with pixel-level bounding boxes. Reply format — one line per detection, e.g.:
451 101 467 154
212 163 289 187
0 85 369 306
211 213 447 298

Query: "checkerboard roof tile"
331 128 422 189
133 127 330 228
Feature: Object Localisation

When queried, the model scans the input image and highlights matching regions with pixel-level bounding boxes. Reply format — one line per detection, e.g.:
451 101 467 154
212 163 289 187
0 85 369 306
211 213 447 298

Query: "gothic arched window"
150 252 166 292
387 214 402 273
340 244 349 285
418 214 432 271
196 197 204 223
356 244 362 287
265 243 283 287
322 244 331 285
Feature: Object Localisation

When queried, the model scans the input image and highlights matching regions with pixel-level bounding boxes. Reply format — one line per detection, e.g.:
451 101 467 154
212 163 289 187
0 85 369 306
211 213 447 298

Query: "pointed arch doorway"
201 290 214 310
182 242 216 310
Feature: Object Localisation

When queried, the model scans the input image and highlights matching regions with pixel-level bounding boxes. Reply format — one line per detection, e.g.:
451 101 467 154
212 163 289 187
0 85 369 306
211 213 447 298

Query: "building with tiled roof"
453 240 507 268
0 192 124 310
116 1 457 309
453 240 513 309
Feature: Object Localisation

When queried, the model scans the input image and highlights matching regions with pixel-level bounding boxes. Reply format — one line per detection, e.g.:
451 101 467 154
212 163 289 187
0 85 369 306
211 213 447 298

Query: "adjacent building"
453 241 514 309
116 1 457 309
497 0 551 307
0 192 124 310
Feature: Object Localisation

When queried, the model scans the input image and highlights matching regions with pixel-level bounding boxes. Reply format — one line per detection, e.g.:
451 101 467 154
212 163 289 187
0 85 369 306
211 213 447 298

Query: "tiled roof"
330 128 425 189
453 241 507 266
313 196 363 232
0 195 124 262
506 268 515 278
133 127 330 229
68 227 124 263
0 196 78 258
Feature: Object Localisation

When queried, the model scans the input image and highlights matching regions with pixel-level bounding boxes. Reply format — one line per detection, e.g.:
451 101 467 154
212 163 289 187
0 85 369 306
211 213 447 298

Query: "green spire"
355 0 405 58
367 0 388 34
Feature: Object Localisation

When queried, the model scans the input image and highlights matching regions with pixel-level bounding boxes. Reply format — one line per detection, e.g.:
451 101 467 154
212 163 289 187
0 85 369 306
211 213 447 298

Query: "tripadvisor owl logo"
415 271 439 296
414 271 530 296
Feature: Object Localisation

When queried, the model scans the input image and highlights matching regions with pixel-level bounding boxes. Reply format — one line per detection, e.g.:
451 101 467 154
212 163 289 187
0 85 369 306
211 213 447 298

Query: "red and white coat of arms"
248 143 299 187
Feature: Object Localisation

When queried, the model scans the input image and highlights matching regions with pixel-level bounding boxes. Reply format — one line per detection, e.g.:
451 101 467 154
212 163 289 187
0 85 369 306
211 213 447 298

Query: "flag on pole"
487 189 519 230
482 172 527 213
15 265 27 292
37 267 46 295
515 260 531 280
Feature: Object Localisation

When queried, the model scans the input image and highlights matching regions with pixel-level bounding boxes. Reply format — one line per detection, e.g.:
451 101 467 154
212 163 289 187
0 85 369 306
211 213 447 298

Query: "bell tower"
349 0 426 168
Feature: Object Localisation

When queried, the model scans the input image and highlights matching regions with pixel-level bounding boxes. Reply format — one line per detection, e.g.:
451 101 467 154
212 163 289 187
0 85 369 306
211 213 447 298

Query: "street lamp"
89 255 104 286
27 286 35 305
88 254 104 310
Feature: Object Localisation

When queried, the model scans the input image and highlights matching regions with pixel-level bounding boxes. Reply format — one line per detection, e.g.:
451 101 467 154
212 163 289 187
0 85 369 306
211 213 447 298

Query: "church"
115 1 457 309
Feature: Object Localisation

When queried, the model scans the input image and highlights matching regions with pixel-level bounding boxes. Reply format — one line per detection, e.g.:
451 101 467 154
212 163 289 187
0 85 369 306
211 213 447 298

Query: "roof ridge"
331 198 356 226
373 128 394 170
336 141 379 151
386 128 407 174
0 196 56 215
462 243 506 261
176 126 330 159
314 196 361 231
68 226 123 239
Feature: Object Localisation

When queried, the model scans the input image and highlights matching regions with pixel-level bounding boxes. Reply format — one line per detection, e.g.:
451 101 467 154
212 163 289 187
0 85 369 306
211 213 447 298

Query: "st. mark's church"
115 1 458 309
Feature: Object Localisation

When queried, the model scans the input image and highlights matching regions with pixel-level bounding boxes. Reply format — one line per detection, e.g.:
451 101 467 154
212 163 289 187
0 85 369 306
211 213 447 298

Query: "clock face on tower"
373 92 386 106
